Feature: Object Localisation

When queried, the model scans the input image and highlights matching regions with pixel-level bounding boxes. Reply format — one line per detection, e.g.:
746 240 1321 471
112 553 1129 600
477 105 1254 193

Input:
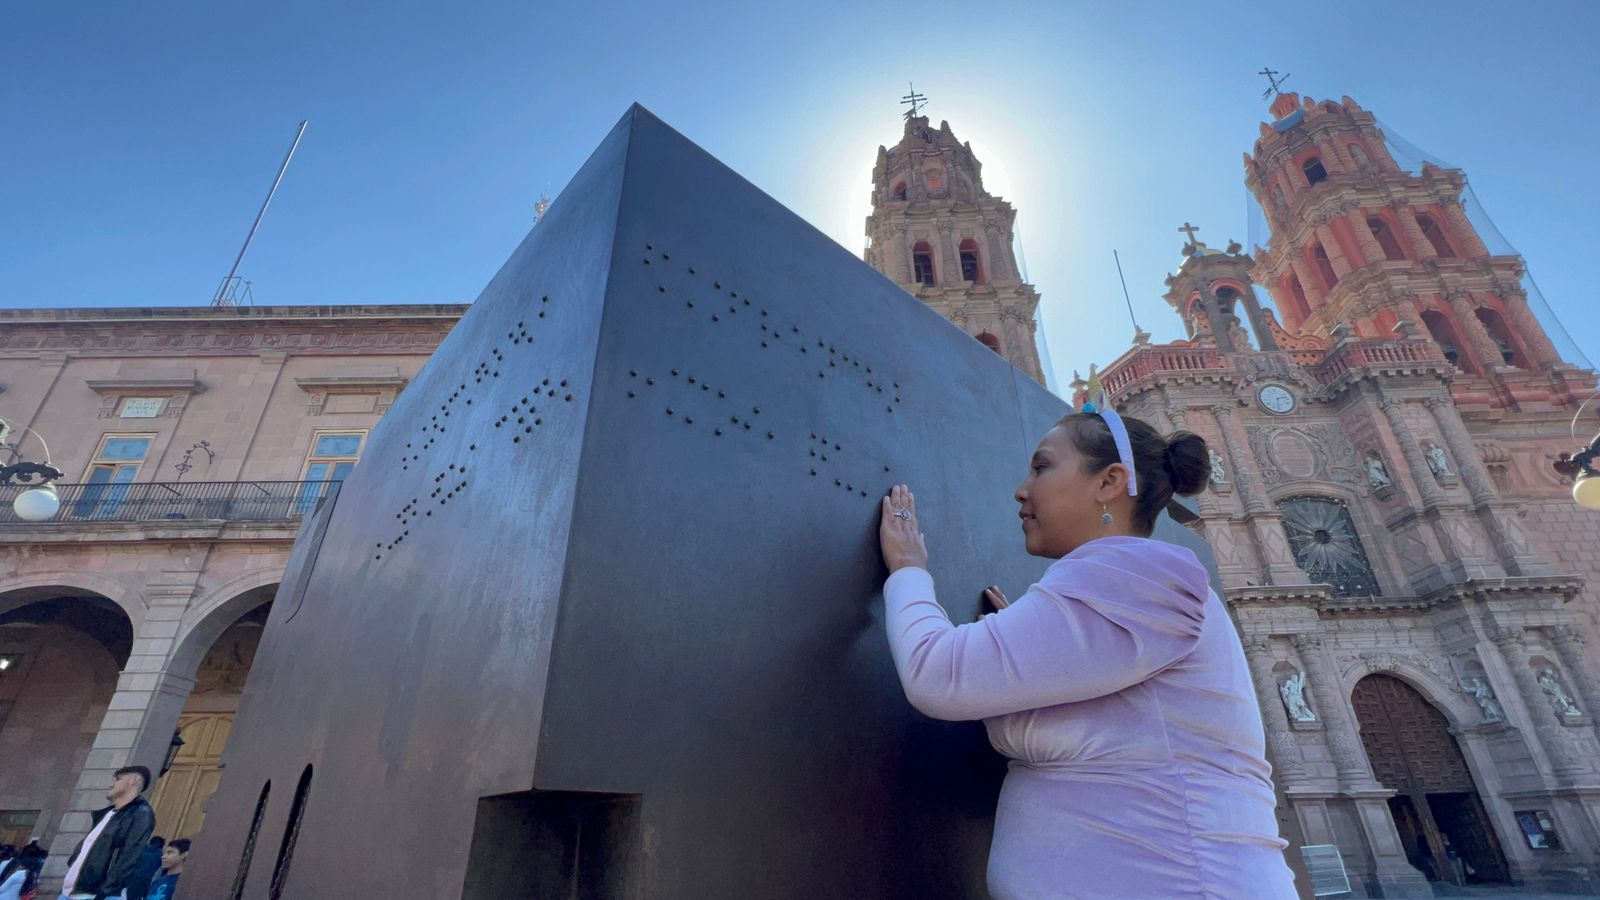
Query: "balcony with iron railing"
0 480 341 526
1099 346 1232 398
1312 339 1448 387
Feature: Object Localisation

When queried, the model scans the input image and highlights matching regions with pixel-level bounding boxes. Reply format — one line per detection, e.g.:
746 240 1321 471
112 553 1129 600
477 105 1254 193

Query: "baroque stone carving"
1463 675 1504 723
1538 668 1583 718
1279 671 1318 722
1209 449 1229 485
1364 454 1393 488
1425 442 1452 478
1247 423 1364 487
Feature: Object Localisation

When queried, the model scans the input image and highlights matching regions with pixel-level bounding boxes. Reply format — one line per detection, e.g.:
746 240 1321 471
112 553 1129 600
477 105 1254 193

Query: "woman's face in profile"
1016 426 1101 558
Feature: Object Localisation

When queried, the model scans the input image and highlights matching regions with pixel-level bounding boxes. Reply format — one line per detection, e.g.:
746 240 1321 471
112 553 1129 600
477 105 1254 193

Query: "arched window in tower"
1367 217 1407 262
1474 307 1524 367
958 239 984 283
892 181 907 202
1278 496 1382 598
1302 155 1329 185
912 241 936 286
1347 143 1369 167
1213 285 1254 348
975 331 1003 354
1416 214 1456 258
1312 243 1339 290
1421 309 1467 370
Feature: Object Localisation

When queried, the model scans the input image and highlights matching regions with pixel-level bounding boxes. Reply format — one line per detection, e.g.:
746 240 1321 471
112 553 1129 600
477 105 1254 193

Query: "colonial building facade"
0 305 464 882
864 114 1046 383
4 90 1595 896
1075 93 1600 894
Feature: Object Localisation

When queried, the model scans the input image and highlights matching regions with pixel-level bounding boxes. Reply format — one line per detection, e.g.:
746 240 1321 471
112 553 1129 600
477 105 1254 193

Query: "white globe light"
14 485 61 521
1574 475 1600 511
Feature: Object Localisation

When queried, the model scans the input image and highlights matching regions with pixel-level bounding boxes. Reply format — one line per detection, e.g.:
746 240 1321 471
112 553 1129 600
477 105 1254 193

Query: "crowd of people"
0 766 189 900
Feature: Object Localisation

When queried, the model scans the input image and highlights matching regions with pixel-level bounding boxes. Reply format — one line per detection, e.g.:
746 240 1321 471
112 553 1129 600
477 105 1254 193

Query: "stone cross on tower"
900 83 928 120
1178 222 1202 251
1258 67 1291 98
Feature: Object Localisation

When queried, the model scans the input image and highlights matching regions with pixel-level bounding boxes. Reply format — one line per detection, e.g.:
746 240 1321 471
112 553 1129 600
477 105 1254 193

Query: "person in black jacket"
123 836 164 900
59 766 157 900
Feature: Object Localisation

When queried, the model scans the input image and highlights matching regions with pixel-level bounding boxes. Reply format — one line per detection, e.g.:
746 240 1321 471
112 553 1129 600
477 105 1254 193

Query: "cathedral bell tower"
864 111 1046 383
1245 91 1577 411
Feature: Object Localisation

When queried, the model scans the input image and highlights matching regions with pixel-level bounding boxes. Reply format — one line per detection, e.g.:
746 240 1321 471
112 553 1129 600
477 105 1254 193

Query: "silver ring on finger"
895 509 911 520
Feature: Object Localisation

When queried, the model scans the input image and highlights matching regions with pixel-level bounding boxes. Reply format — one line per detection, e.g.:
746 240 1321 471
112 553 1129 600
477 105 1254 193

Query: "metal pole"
213 120 308 306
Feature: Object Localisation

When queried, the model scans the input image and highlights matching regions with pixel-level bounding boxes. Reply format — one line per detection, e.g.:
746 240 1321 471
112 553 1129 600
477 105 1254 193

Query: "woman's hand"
879 483 928 574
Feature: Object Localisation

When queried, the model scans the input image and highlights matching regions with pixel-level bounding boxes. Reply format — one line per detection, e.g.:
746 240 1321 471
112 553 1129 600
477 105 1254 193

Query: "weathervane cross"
1178 222 1202 247
1259 67 1291 99
900 82 928 120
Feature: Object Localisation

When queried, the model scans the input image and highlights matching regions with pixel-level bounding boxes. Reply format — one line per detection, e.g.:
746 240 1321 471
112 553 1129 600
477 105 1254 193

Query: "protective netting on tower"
1245 117 1592 369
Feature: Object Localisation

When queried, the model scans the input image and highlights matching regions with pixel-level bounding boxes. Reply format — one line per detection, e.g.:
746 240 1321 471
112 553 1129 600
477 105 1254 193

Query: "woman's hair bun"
1163 431 1211 497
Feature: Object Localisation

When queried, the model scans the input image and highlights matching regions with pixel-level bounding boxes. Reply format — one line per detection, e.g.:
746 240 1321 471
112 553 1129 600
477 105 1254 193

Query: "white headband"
1082 403 1138 496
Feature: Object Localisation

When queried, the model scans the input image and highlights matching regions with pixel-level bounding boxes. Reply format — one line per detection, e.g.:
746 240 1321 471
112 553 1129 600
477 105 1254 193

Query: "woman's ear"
1093 463 1130 503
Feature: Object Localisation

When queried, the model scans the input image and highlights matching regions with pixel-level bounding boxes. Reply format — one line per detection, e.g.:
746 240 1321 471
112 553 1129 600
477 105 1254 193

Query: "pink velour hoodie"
883 536 1296 899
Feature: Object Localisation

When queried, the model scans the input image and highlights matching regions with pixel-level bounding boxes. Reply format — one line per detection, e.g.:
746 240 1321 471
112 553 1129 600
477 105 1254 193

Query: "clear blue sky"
3 1 1595 385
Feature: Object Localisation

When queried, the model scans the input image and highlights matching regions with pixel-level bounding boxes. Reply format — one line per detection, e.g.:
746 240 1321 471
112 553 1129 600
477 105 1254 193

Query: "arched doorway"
1351 674 1509 885
148 598 271 840
0 588 132 850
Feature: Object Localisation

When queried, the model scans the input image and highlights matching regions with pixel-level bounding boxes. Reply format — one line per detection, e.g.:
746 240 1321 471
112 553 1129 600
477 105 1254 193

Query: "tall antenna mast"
212 120 308 307
1113 250 1151 345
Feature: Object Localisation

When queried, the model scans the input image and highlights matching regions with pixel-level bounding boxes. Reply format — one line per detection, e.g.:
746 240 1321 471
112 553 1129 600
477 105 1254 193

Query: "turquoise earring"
1101 504 1113 525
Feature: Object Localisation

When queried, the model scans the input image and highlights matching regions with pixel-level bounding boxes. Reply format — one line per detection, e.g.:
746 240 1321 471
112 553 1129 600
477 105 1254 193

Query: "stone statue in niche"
1279 671 1317 722
1364 454 1394 488
1538 668 1583 718
1209 449 1229 485
1463 675 1504 723
1425 443 1452 478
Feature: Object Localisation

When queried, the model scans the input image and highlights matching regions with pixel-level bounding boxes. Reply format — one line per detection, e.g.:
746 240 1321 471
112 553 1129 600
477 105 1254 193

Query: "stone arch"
0 582 135 852
1341 658 1479 730
0 572 146 626
1346 668 1514 884
169 578 280 681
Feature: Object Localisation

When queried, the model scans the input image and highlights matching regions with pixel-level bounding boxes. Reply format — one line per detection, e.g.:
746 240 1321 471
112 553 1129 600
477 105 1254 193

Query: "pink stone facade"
1078 95 1600 894
0 305 465 884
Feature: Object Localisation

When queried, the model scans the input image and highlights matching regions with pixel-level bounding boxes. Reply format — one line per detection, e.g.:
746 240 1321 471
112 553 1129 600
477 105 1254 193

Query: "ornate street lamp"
0 417 63 522
161 729 187 777
1554 432 1600 511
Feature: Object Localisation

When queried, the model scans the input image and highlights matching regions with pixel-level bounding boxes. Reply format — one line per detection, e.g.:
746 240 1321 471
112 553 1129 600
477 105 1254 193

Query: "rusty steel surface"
185 105 1219 899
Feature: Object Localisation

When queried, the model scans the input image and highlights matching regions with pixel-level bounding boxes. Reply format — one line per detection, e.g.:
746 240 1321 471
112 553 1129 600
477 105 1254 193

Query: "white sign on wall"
118 397 165 418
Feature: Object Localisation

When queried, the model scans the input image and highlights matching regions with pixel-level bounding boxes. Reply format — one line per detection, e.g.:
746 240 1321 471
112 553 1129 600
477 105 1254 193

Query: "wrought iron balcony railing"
0 480 341 525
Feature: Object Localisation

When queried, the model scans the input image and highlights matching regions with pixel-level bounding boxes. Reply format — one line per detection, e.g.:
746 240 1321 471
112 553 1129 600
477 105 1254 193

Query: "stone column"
1292 634 1381 790
1549 626 1600 731
1287 256 1325 306
1210 406 1303 585
1423 397 1550 577
1322 137 1359 174
1489 627 1589 779
1314 224 1354 278
937 222 960 286
1376 398 1444 505
1446 292 1506 372
1349 212 1385 267
43 577 200 887
1421 397 1493 503
1440 199 1490 257
1499 286 1562 368
1244 636 1307 782
1394 205 1436 260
